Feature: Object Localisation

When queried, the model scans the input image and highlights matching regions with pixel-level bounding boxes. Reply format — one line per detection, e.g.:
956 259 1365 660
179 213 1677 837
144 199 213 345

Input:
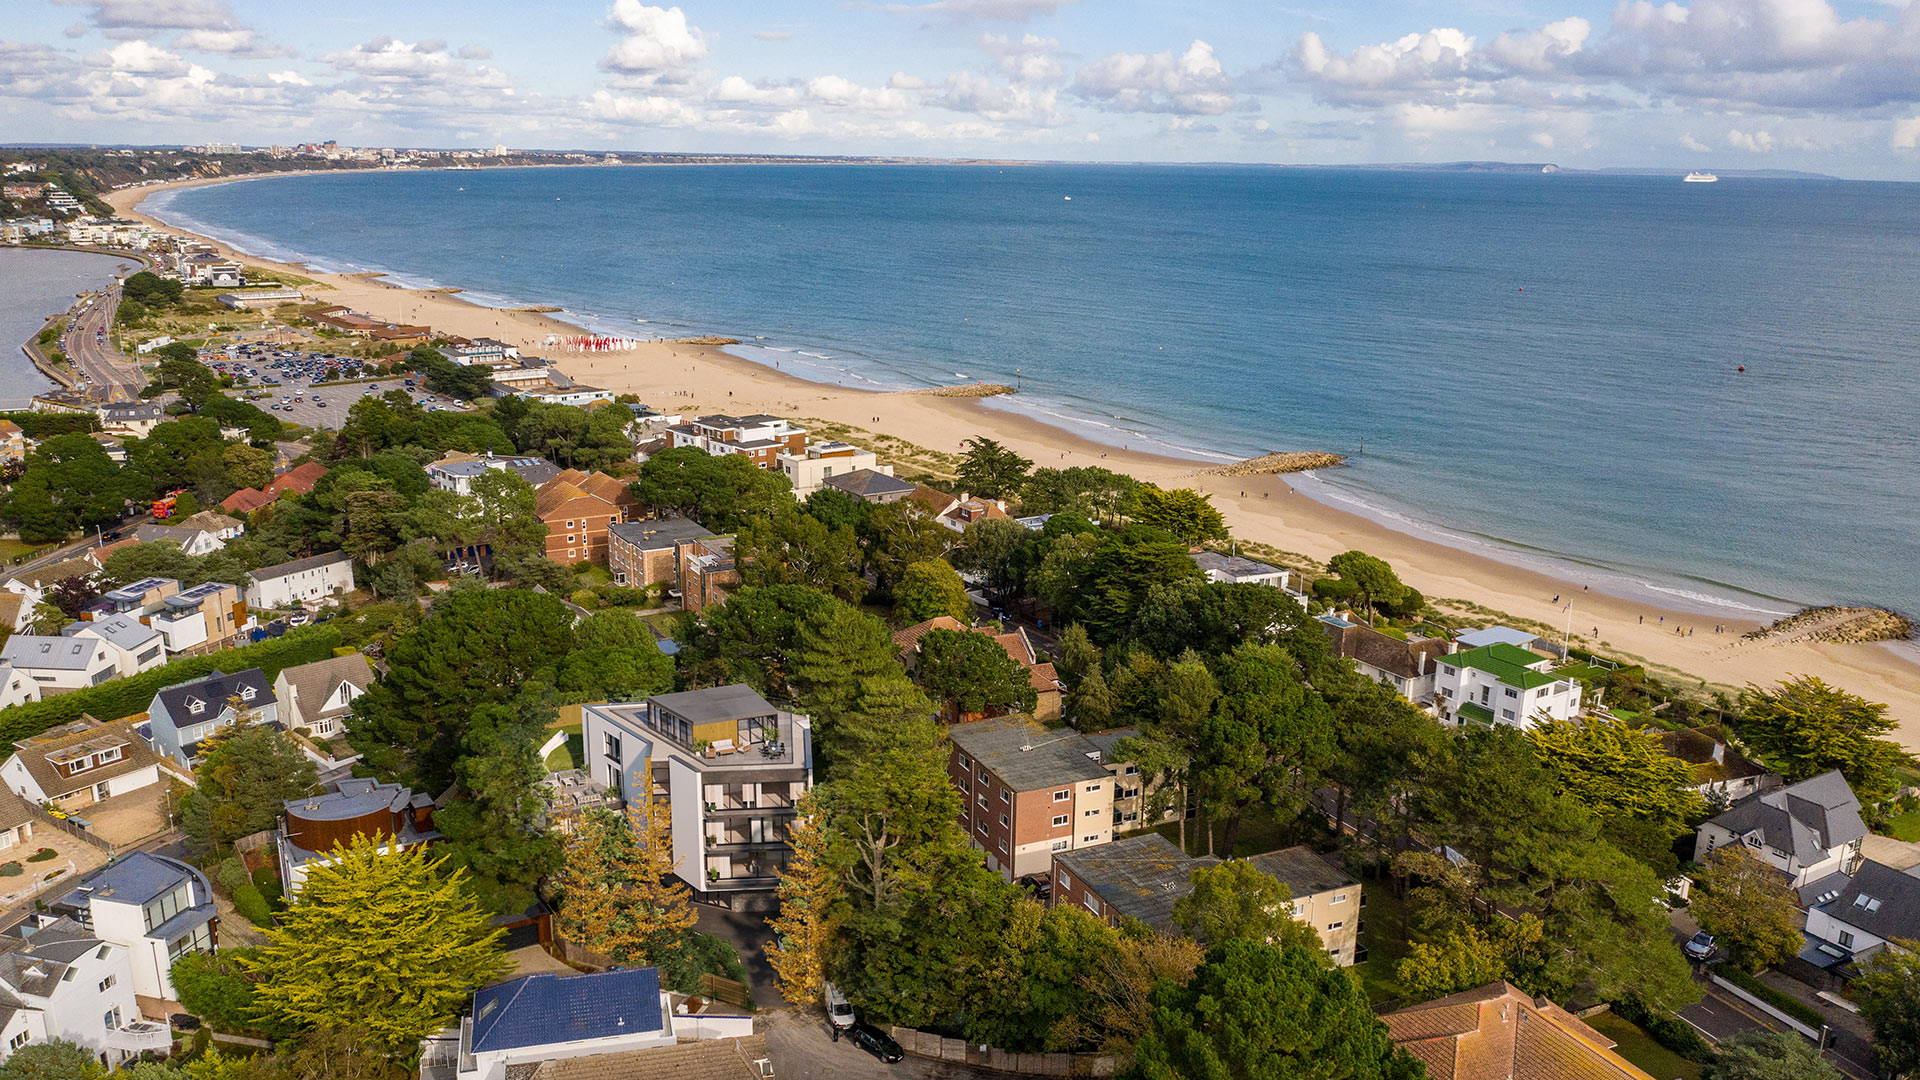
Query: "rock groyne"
1745 606 1916 646
1197 451 1347 477
898 384 1018 399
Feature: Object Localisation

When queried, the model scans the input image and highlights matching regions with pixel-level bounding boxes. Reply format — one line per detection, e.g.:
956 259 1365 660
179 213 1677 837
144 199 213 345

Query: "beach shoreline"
109 172 1920 748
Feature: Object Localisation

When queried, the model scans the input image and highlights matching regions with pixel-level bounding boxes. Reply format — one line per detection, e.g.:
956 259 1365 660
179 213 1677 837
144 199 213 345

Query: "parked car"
824 983 855 1033
848 1022 903 1063
287 611 312 627
1683 931 1717 961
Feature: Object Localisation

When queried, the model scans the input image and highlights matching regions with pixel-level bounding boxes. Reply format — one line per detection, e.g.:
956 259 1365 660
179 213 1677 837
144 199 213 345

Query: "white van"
824 982 855 1032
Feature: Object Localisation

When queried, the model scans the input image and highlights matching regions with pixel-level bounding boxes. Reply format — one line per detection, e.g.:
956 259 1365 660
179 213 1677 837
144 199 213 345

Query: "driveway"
0 828 107 909
1680 975 1875 1080
762 1008 1015 1080
694 903 788 1009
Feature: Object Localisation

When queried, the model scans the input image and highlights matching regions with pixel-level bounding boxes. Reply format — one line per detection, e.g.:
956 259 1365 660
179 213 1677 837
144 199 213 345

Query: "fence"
886 1027 1116 1077
233 829 277 873
1710 973 1823 1041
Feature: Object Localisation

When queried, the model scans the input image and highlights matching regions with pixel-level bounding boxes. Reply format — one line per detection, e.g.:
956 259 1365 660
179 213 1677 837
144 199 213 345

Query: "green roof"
1441 643 1557 690
1457 702 1495 725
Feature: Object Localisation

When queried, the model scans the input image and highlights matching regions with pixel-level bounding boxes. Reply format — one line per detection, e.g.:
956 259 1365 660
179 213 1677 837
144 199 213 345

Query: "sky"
3 0 1919 178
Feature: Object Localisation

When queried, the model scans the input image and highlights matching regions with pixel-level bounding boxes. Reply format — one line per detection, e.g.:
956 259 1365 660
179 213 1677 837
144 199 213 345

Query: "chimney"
1711 742 1725 764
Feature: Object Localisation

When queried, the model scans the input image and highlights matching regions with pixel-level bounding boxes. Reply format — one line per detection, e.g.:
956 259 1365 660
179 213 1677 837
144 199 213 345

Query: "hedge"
0 626 345 746
250 865 278 888
0 410 101 439
1722 969 1825 1029
0 863 19 878
216 858 249 893
1609 996 1716 1063
231 884 273 927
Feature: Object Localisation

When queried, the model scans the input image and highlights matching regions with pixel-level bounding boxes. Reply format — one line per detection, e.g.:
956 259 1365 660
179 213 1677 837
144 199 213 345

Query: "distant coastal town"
0 142 1914 1080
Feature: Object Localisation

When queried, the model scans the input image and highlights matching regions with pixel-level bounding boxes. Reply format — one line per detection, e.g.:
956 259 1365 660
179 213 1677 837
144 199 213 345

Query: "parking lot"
259 381 468 430
200 343 472 431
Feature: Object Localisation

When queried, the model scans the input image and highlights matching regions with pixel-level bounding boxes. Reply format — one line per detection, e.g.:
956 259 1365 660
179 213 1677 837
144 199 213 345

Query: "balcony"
105 1021 174 1052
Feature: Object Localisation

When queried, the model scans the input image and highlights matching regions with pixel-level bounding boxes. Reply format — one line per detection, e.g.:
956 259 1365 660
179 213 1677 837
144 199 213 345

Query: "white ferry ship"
1683 171 1719 183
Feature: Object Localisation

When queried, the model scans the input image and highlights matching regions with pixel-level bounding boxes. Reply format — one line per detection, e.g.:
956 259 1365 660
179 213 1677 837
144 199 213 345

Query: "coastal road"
62 278 147 402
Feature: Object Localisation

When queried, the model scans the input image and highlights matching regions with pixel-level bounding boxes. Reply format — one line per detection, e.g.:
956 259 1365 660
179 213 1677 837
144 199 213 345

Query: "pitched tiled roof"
891 616 967 654
8 715 162 800
277 653 374 728
248 550 351 583
528 1035 769 1080
151 668 274 722
85 536 144 568
1817 859 1920 942
267 461 329 496
535 480 605 518
823 468 916 499
220 487 275 514
1325 623 1453 681
6 557 97 589
176 511 241 534
1384 983 1657 1080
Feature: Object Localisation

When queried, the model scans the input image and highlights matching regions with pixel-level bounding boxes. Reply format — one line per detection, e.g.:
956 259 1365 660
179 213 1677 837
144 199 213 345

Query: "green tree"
348 586 576 789
767 791 841 1004
1738 676 1914 806
181 726 320 855
631 447 792 532
1857 945 1920 1080
1529 714 1708 874
955 436 1032 500
554 609 674 703
916 627 1038 720
1326 550 1408 626
0 1041 106 1080
123 270 183 306
431 688 565 914
1396 923 1508 1003
800 486 874 533
221 442 275 491
735 507 864 602
408 348 495 400
894 559 973 625
1172 860 1321 952
1129 487 1227 545
1018 465 1139 521
245 837 508 1052
673 584 834 698
955 517 1031 599
1 432 125 542
1692 846 1804 971
861 500 952 597
551 799 698 964
1199 643 1334 854
1068 665 1119 731
172 947 283 1036
1705 1031 1842 1080
1076 537 1206 644
1133 938 1425 1080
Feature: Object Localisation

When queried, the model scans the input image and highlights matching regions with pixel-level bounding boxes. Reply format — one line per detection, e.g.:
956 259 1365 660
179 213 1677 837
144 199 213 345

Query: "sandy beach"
109 173 1920 749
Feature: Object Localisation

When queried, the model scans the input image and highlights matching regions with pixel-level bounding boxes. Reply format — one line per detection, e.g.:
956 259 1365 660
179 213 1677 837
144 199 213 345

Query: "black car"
849 1021 903 1064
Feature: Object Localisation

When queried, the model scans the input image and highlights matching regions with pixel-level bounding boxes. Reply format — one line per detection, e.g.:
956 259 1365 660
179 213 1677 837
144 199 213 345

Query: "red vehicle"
150 489 187 519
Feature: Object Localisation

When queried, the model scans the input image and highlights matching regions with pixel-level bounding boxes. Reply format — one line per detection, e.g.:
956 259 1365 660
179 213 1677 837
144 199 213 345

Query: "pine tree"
766 793 842 1003
245 836 507 1050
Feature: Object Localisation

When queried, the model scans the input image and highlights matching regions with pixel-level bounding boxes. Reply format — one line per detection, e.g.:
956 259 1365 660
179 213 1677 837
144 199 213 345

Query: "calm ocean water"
147 165 1920 616
0 248 131 409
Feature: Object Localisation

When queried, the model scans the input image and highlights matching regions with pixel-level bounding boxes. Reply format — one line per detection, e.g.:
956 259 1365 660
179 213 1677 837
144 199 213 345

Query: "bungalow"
1431 642 1582 730
132 524 226 557
47 852 217 1001
0 715 164 810
173 511 244 543
419 967 753 1080
278 777 440 896
1191 550 1291 589
144 668 279 767
0 636 118 693
245 551 355 610
1695 770 1866 888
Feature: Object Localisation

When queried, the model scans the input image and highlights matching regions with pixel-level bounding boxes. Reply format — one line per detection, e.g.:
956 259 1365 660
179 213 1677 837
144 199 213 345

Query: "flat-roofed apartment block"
667 414 807 470
1049 834 1364 965
581 686 813 908
607 517 716 587
948 717 1114 882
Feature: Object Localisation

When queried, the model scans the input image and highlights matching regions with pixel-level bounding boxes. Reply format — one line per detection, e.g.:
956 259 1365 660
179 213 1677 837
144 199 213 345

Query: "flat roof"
1053 833 1212 933
650 684 777 726
1244 846 1358 898
949 717 1109 791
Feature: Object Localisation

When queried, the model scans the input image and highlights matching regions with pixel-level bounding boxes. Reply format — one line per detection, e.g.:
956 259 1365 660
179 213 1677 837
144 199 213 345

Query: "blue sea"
0 248 132 409
145 165 1920 617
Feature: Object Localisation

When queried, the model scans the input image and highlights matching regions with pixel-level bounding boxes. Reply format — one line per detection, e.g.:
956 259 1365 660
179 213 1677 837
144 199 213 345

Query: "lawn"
1584 1010 1705 1080
1348 883 1416 1008
545 733 583 773
1885 807 1920 842
0 538 48 565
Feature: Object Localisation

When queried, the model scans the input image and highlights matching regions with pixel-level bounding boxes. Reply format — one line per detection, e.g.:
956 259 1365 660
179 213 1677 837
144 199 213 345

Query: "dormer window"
187 698 205 716
92 748 119 765
240 686 255 701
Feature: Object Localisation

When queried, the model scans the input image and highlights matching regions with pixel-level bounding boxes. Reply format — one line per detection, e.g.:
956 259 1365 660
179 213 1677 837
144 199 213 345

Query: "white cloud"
322 37 513 92
980 33 1065 83
1294 28 1478 105
752 31 793 42
171 28 294 58
887 72 929 90
1531 130 1556 147
1485 18 1590 74
600 2 708 82
1727 128 1775 151
1896 115 1920 149
807 75 914 113
936 70 1062 124
459 45 493 60
63 22 89 39
94 40 192 76
1072 40 1234 114
1680 131 1711 151
858 0 1079 21
57 0 236 31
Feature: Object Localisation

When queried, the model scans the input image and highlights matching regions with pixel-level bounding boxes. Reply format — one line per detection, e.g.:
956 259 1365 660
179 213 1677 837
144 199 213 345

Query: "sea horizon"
140 164 1920 620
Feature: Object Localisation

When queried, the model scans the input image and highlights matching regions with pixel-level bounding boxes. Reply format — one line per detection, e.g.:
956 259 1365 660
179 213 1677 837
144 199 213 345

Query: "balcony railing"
105 1021 173 1052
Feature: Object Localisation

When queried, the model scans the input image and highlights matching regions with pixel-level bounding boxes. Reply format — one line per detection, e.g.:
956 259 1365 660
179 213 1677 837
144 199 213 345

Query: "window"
976 820 988 835
603 733 621 760
1084 896 1101 916
1085 808 1101 817
167 922 212 962
1059 872 1072 890
999 790 1010 805
1331 893 1348 904
976 794 987 809
999 814 1008 827
104 1007 122 1031
1051 840 1069 852
95 945 109 960
1084 784 1101 793
94 747 120 765
8 1032 26 1051
1501 709 1516 721
1504 688 1518 699
1083 835 1098 843
142 880 194 932
566 520 575 529
1747 835 1762 848
998 839 1008 853
187 699 205 716
240 686 255 701
1051 814 1068 827
1052 789 1070 802
1838 931 1855 948
956 757 970 772
1327 921 1344 931
1123 764 1138 776
99 974 116 992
